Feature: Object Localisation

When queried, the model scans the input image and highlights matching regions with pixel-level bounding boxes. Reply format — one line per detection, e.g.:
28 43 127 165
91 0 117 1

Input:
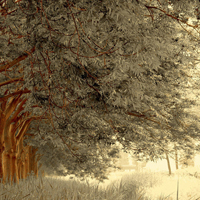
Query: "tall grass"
0 167 200 200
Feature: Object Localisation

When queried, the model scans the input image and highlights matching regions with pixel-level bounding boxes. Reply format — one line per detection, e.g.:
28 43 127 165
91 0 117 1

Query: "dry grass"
0 167 200 200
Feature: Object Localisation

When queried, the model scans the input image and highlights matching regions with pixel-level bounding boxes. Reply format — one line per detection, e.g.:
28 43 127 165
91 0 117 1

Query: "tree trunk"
0 63 44 185
174 143 179 170
30 147 39 178
0 149 4 181
10 152 19 185
0 103 6 180
165 151 172 176
21 161 26 179
1 94 40 185
17 158 22 179
24 147 30 179
2 151 11 184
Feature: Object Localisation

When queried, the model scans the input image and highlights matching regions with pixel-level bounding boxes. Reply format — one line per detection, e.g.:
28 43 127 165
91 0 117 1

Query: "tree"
0 61 121 183
0 86 45 185
1 0 200 182
2 55 121 182
126 1 200 173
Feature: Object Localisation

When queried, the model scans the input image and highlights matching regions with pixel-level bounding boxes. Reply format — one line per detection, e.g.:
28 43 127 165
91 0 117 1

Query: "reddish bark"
0 89 45 185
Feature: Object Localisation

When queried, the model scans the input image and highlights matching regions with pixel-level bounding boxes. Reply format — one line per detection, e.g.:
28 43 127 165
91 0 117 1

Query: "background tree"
1 0 200 181
124 0 200 172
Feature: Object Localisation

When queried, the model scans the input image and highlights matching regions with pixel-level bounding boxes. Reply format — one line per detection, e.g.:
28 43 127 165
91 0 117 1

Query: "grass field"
0 166 200 200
